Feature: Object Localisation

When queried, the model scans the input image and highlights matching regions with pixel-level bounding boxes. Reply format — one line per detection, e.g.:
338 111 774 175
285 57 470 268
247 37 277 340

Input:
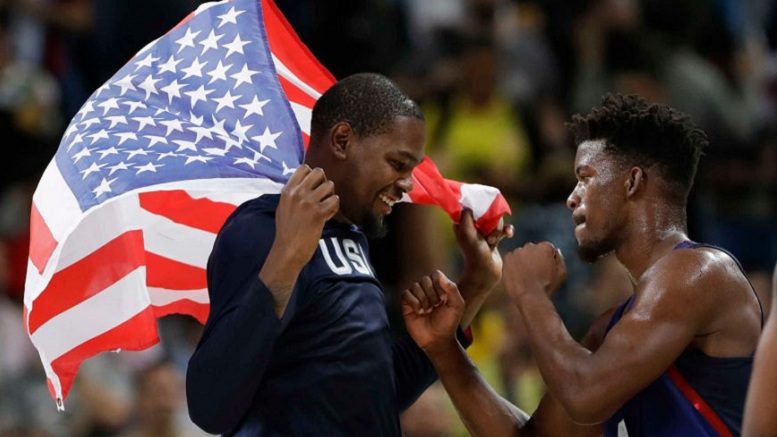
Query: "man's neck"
614 204 688 281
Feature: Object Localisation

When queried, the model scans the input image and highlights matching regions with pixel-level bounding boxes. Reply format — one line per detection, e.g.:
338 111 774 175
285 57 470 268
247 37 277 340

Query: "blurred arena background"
0 0 775 435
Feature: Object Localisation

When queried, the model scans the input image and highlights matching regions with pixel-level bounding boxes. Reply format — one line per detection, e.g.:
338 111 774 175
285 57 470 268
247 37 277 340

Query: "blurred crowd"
0 0 775 436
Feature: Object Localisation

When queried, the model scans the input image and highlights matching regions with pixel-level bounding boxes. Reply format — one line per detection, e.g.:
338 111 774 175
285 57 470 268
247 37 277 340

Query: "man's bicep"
582 281 705 418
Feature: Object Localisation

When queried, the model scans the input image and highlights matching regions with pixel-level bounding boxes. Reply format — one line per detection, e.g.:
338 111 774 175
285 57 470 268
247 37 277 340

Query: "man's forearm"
514 291 593 412
258 243 305 318
427 340 527 437
457 271 494 328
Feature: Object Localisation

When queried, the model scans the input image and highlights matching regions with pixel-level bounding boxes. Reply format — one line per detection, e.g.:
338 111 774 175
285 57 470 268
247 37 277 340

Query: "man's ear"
330 122 353 160
625 166 644 198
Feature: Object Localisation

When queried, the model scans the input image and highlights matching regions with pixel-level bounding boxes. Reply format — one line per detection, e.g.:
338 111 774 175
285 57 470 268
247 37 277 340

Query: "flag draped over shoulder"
24 0 511 408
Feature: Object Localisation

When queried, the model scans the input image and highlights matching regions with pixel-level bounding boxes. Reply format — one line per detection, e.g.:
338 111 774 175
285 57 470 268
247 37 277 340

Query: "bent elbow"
186 370 239 434
559 391 618 425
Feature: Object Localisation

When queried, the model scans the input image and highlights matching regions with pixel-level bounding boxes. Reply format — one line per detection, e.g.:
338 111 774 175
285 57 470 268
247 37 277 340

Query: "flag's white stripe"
149 287 209 306
290 101 312 135
460 184 499 220
271 54 322 100
33 161 82 243
141 208 216 268
29 267 150 361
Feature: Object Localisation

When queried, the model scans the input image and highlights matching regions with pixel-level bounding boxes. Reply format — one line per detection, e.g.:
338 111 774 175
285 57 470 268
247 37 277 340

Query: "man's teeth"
379 194 396 207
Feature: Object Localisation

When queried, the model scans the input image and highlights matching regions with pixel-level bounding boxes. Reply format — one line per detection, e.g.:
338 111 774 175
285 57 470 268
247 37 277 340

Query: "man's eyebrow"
394 150 422 164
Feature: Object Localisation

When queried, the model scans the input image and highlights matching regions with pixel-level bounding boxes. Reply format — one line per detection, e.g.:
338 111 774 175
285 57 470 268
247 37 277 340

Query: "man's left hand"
455 209 513 294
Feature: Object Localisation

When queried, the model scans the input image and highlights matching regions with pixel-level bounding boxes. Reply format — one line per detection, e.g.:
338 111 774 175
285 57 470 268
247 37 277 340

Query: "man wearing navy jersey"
403 94 764 437
185 73 510 435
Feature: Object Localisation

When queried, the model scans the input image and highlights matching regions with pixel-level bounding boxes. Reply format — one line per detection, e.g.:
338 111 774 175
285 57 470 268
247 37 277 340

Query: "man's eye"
390 160 404 171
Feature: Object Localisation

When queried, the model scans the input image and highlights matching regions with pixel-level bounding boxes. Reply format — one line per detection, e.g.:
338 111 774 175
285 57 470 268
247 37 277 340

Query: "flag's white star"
189 125 214 143
95 81 111 97
203 147 228 156
80 162 105 179
93 177 118 198
67 133 84 151
199 29 224 55
135 162 163 175
235 150 270 169
213 90 239 112
185 85 214 109
218 6 245 27
209 116 229 139
240 95 270 117
173 140 198 152
231 64 259 87
132 116 157 131
207 60 232 84
175 27 200 53
182 57 208 79
159 55 182 74
189 112 204 126
108 161 129 175
224 34 250 58
154 108 166 116
156 151 178 161
134 53 159 71
161 79 187 104
63 123 78 139
234 156 259 169
81 117 100 129
122 101 147 114
79 100 95 117
73 147 92 163
96 146 120 160
88 129 110 145
98 97 120 115
105 115 128 129
126 148 150 159
113 74 136 96
282 161 296 176
138 75 161 100
184 155 212 165
231 120 253 145
252 127 282 152
160 119 184 136
114 132 138 146
145 135 168 147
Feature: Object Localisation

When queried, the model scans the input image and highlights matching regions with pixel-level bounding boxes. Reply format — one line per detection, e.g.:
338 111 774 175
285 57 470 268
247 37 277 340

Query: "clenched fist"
502 242 567 303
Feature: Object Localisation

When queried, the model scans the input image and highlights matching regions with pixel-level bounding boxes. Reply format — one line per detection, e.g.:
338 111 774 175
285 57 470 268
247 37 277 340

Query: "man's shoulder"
212 194 280 258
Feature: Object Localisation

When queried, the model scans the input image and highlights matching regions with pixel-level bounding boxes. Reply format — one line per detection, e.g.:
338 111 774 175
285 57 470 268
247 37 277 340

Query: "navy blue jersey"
186 194 446 436
603 241 761 437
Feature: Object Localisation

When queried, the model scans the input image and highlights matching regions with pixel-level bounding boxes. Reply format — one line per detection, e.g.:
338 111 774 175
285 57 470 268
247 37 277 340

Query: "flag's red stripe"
666 366 734 437
152 300 209 323
301 131 310 149
408 158 463 214
49 306 160 401
263 0 335 94
279 75 317 108
138 190 236 234
29 203 58 274
28 230 145 335
146 251 207 290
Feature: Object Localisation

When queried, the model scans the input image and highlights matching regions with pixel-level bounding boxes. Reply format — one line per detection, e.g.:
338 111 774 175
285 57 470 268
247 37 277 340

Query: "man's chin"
362 214 388 239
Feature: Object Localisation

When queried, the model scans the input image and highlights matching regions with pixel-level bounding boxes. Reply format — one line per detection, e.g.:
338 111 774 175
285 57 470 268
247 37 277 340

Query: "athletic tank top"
603 241 763 437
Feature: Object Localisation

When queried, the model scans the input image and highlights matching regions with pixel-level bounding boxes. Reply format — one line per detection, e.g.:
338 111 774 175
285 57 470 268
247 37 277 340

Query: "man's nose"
566 191 579 211
397 175 413 194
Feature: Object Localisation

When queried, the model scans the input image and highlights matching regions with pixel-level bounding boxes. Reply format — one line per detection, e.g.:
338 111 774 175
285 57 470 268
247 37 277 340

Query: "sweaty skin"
403 140 762 436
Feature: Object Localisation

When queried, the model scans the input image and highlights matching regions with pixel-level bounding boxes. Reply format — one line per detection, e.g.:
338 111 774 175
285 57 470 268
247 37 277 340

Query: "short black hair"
310 73 423 139
567 94 708 197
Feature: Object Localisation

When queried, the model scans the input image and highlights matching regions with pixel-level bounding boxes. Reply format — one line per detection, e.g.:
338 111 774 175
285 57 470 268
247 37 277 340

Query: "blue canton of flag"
55 0 303 212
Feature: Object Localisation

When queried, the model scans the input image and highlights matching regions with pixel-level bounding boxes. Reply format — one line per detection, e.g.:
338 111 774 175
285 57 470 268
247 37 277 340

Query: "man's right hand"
259 165 339 317
402 271 465 357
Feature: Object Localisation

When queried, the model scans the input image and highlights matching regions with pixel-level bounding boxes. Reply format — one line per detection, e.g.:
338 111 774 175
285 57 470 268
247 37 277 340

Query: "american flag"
24 0 511 408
